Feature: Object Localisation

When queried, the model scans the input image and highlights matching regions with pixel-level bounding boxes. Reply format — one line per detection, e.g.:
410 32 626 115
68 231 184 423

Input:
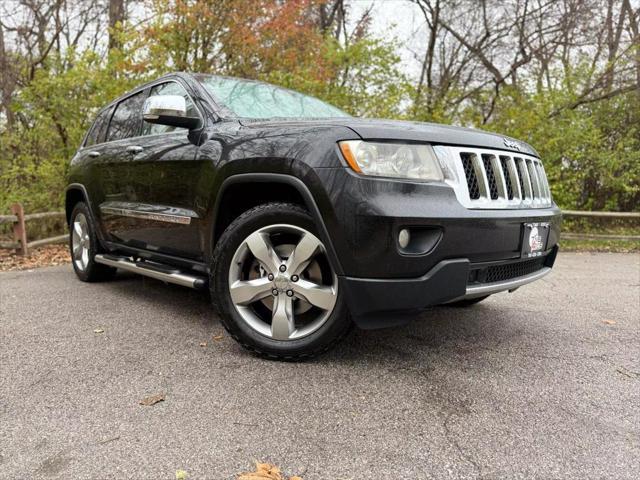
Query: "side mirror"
143 95 201 130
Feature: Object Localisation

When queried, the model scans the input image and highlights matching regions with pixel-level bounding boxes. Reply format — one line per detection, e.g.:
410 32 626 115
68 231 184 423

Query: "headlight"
339 140 444 181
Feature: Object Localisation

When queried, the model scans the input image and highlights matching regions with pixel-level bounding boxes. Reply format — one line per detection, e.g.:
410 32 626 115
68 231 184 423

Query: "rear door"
98 81 203 259
73 105 114 230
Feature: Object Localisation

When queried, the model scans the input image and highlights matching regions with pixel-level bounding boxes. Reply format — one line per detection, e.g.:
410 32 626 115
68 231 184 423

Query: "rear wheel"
211 203 351 360
69 202 116 282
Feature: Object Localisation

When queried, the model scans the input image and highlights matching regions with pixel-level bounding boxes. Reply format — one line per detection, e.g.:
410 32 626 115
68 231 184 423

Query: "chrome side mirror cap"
144 95 187 119
143 95 201 130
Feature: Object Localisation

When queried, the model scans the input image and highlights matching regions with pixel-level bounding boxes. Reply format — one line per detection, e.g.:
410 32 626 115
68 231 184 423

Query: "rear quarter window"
84 107 112 147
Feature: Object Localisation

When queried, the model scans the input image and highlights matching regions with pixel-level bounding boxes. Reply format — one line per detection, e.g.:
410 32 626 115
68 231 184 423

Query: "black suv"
66 72 561 359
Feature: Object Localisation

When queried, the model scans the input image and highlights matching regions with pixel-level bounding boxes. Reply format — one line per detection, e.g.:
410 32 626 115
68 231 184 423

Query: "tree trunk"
0 22 15 127
109 0 126 50
621 0 639 91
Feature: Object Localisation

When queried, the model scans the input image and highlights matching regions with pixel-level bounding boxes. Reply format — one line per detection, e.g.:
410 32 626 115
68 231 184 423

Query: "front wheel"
211 203 351 360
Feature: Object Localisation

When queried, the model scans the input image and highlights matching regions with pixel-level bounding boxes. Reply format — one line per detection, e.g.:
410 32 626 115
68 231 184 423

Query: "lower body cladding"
340 246 558 329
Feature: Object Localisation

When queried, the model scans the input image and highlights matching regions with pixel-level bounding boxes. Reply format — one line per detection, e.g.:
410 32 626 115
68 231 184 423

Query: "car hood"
239 117 539 157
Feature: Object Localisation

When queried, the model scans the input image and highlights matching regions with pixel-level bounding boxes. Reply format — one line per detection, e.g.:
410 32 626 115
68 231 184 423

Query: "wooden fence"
562 210 640 219
0 203 638 256
561 210 640 242
0 203 66 256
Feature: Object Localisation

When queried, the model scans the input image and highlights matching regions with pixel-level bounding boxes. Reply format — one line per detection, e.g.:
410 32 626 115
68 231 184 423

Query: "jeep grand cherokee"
66 73 561 359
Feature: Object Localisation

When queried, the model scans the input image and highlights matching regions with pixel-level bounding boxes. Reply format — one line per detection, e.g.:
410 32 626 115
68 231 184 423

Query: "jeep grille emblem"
503 138 522 151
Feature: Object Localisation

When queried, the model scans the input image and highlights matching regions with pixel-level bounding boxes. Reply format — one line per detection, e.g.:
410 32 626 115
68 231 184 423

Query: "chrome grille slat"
537 162 550 200
517 157 533 201
533 161 544 200
491 155 508 200
525 159 536 199
508 157 523 200
433 146 552 209
527 159 542 201
498 156 514 200
481 154 500 200
515 158 527 199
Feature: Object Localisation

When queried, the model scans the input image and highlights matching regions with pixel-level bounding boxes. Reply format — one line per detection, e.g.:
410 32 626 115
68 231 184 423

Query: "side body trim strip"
100 205 193 225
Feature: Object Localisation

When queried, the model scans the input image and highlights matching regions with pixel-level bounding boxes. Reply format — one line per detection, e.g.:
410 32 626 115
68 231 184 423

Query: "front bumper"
341 246 558 328
309 167 562 328
312 168 562 279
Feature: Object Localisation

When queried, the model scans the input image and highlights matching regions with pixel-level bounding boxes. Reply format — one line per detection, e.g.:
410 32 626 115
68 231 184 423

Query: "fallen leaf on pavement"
94 328 104 334
601 319 616 325
200 342 207 347
139 393 165 406
213 335 224 341
176 470 188 479
237 462 302 480
0 244 70 272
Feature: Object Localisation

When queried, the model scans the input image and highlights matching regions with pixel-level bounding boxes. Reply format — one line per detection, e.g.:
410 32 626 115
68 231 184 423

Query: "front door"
98 81 204 260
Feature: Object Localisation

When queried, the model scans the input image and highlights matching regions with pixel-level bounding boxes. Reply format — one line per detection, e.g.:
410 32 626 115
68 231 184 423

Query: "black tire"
69 202 116 282
447 295 490 307
211 202 351 360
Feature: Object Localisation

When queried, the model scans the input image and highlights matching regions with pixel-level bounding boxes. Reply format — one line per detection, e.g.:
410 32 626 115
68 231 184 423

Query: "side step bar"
94 254 207 290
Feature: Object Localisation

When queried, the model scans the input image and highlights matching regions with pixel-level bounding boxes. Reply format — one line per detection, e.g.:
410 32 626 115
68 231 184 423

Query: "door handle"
88 151 101 158
126 145 143 154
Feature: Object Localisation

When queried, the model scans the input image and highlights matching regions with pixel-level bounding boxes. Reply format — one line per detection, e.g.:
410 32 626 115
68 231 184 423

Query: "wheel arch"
65 184 90 225
65 183 109 249
211 173 343 275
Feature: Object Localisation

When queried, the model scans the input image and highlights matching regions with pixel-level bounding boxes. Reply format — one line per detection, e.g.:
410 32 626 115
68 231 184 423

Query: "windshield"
197 76 350 119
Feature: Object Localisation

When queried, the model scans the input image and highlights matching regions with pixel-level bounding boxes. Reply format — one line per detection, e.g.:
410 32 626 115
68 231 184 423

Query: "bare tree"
0 0 110 134
410 0 639 122
0 21 16 127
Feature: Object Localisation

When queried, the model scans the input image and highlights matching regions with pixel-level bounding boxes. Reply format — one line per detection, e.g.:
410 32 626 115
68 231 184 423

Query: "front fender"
209 172 344 275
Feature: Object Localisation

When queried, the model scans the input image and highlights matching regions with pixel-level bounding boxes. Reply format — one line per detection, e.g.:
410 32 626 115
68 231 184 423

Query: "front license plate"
522 222 550 257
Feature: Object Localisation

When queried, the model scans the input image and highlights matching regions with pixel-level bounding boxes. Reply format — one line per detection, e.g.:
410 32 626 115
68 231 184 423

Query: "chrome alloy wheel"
228 224 338 341
71 212 90 271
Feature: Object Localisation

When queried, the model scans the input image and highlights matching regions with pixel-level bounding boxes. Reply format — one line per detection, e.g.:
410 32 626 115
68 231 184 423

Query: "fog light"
398 229 411 249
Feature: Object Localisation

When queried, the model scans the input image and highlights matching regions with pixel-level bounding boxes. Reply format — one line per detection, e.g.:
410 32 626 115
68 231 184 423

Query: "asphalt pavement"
1 252 639 479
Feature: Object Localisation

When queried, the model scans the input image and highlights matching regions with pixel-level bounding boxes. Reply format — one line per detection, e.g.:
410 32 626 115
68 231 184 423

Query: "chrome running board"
94 254 207 290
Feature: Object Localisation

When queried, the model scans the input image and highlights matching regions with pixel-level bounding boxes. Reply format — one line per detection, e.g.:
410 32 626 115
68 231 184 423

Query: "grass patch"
560 238 639 253
561 214 639 253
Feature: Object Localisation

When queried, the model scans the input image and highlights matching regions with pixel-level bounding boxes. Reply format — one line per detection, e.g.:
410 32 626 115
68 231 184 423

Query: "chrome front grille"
434 146 553 209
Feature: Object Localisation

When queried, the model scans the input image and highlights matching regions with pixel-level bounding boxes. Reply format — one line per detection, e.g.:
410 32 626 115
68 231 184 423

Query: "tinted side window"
84 107 112 147
106 91 146 142
142 82 198 136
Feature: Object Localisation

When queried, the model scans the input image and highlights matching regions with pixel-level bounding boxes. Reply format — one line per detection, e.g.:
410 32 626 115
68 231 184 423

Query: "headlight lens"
339 140 444 181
